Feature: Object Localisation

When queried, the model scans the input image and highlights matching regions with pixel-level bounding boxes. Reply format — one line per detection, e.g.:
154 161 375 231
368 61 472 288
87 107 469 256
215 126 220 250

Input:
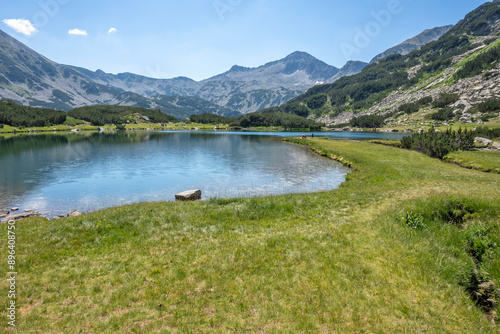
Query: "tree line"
68 106 177 126
0 100 66 127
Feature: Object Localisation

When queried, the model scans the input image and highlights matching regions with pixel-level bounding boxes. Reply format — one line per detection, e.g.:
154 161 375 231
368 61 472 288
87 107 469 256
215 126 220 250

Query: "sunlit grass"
445 150 500 173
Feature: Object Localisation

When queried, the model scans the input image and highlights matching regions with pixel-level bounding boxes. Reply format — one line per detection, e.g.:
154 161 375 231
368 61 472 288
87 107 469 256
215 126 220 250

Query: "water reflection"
0 131 351 216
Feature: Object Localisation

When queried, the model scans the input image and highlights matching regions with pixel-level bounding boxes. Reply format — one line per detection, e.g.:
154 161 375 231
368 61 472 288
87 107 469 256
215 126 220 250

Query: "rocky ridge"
317 45 500 127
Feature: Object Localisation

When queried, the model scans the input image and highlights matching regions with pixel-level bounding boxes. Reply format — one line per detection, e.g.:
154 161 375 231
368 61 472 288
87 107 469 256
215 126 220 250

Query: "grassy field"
1 138 499 333
445 150 500 173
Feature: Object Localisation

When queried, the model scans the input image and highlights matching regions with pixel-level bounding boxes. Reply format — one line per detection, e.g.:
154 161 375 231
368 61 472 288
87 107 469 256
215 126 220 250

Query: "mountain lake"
0 130 406 217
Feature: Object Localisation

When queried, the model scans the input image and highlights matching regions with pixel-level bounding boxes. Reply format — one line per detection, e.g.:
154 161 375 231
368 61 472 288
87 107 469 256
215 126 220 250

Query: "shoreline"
2 121 498 136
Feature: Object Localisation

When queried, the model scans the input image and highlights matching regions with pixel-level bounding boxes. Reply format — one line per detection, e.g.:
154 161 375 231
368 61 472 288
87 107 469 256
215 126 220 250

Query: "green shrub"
416 96 433 106
473 99 500 113
463 224 494 263
480 114 497 122
306 95 328 109
399 103 420 114
473 126 500 139
350 114 388 128
425 107 455 121
401 127 475 159
454 44 500 80
432 93 460 108
401 212 426 229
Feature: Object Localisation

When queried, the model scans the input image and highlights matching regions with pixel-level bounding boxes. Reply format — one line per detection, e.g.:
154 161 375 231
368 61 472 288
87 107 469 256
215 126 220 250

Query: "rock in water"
68 209 82 217
175 190 202 201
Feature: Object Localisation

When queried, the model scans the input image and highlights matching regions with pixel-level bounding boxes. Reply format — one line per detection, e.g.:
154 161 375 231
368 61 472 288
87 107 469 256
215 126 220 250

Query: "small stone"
52 216 61 220
487 299 498 307
68 209 82 217
175 190 202 201
478 282 495 291
11 207 19 211
58 214 67 218
24 209 36 213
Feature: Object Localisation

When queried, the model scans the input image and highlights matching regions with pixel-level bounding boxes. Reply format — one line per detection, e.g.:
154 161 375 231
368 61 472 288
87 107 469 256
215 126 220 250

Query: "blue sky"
1 0 490 81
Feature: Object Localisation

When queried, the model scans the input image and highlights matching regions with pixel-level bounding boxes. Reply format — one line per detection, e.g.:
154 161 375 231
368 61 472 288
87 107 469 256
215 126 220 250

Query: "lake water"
0 130 404 217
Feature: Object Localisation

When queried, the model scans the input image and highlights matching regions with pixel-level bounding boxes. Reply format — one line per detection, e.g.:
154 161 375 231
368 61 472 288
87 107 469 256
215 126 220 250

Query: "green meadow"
1 138 499 333
445 150 500 174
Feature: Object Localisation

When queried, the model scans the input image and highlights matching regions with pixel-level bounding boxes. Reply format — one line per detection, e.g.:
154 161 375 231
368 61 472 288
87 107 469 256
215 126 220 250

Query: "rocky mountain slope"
0 29 233 119
270 1 500 128
370 25 453 63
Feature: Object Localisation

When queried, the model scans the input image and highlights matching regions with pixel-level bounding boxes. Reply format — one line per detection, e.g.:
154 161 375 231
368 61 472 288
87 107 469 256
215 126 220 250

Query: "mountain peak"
283 51 316 61
228 65 251 73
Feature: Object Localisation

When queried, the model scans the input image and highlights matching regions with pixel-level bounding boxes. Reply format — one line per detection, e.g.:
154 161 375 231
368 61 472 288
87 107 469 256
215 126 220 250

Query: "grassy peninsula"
1 139 499 333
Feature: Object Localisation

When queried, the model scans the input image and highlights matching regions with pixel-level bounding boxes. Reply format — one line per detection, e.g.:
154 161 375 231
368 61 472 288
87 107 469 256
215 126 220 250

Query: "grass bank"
445 150 500 174
1 138 499 333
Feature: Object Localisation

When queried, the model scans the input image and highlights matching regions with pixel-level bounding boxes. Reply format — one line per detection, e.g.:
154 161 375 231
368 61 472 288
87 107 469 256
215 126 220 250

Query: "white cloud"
68 28 87 36
2 19 38 36
108 28 117 34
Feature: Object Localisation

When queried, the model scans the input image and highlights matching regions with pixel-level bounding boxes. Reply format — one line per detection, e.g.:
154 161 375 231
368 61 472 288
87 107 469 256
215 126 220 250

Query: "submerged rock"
175 190 202 201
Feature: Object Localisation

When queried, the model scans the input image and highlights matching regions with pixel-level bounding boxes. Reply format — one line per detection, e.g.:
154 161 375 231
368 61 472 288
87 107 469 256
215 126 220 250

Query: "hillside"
370 25 453 63
268 1 500 128
67 105 178 126
0 29 234 119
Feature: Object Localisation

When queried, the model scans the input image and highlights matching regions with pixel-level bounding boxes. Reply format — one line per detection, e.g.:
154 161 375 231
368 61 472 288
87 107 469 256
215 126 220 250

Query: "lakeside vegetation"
0 100 325 133
1 98 499 136
401 127 475 159
68 105 178 126
1 138 499 332
0 100 66 127
444 150 500 173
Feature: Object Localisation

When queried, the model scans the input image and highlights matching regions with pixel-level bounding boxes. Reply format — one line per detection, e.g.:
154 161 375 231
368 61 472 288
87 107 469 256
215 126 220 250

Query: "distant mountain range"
0 21 451 118
70 51 368 115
